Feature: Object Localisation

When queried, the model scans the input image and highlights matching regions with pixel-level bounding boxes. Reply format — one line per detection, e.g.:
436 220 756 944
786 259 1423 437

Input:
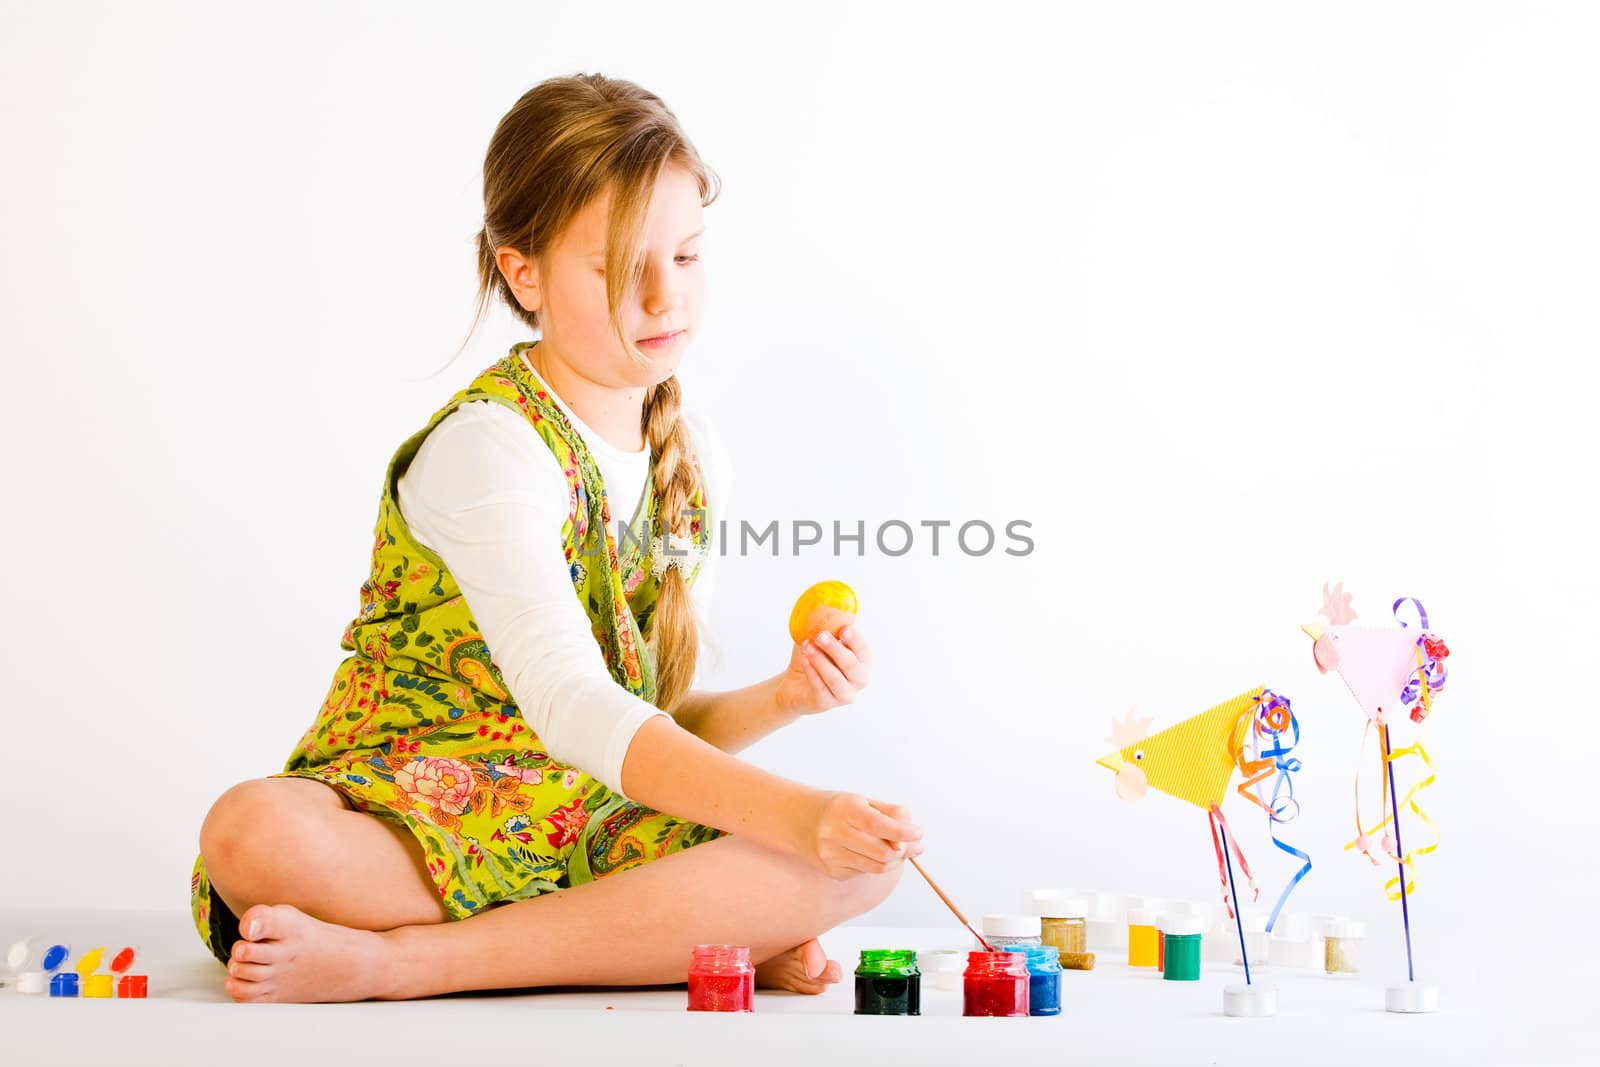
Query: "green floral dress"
190 342 723 965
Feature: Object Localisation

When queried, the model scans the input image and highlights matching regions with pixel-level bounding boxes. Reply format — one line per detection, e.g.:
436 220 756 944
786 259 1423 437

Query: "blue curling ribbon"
1253 690 1313 933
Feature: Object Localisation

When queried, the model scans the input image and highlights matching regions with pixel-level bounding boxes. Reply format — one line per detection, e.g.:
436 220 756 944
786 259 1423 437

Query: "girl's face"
506 165 707 390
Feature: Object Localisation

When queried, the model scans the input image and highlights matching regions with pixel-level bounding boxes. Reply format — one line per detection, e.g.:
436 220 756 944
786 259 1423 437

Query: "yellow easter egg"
788 580 859 644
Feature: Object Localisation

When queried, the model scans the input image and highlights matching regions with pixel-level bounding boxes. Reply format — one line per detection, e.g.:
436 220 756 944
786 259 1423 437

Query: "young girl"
188 73 923 1004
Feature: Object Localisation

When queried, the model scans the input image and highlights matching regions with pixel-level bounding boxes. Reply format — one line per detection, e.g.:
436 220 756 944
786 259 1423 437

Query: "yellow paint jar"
1127 908 1160 968
84 974 114 998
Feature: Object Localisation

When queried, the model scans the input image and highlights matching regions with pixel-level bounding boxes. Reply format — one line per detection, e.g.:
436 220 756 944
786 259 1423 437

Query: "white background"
2 0 1594 1015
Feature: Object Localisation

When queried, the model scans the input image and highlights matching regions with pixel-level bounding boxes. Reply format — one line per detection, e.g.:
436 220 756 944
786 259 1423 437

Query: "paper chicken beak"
1301 623 1324 641
1096 752 1126 774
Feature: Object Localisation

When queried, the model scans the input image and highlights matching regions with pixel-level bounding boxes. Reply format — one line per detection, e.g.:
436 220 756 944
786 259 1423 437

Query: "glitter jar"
854 949 921 1016
963 951 1031 1017
1030 890 1089 960
1002 944 1062 1017
1159 914 1205 981
978 913 1043 951
686 944 755 1012
1127 908 1160 968
1323 918 1364 976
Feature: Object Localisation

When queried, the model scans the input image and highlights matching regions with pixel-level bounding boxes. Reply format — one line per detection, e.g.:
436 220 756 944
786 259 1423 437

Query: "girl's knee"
199 778 335 886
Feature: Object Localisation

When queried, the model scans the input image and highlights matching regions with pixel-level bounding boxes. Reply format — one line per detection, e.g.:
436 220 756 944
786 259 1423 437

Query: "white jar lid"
1126 908 1157 926
1029 889 1088 918
1323 917 1365 940
1158 913 1207 936
981 913 1042 937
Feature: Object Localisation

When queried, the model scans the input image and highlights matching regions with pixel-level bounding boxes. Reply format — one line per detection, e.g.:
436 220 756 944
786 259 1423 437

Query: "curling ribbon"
1250 691 1313 932
1345 641 1441 899
1344 735 1439 900
1207 802 1259 919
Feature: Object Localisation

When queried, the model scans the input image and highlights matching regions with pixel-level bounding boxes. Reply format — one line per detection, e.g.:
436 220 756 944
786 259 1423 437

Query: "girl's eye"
677 254 701 264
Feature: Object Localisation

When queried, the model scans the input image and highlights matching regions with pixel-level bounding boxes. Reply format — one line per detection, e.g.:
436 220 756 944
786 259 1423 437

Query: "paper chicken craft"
1096 686 1313 965
1302 582 1448 1000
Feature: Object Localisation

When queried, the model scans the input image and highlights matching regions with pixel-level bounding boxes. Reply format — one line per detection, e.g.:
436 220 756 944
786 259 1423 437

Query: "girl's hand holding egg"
776 581 871 718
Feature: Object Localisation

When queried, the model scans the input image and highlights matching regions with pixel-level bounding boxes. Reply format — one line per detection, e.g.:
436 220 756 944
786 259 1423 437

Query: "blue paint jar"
1002 943 1062 1016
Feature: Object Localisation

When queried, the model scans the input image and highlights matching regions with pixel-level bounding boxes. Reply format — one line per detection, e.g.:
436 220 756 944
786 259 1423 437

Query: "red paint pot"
962 950 1030 1017
687 945 754 1012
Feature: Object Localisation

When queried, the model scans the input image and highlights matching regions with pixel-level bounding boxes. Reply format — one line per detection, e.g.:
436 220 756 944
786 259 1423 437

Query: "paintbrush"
908 855 992 951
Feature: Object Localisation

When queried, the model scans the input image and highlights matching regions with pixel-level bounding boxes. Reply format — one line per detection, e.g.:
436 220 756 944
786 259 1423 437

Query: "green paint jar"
854 949 921 1015
1159 913 1204 981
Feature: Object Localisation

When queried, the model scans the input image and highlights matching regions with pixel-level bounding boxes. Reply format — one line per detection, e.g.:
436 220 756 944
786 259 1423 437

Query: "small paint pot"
1002 944 1062 1016
686 945 754 1012
1322 918 1364 976
916 949 966 992
1029 889 1088 958
1159 914 1205 981
1232 911 1270 969
962 950 1030 1017
854 950 920 1016
1127 908 1160 968
116 974 149 998
978 913 1042 951
50 972 80 997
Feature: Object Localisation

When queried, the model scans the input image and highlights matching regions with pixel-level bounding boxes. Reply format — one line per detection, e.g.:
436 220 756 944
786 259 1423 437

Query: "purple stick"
1382 722 1417 982
1217 817 1252 985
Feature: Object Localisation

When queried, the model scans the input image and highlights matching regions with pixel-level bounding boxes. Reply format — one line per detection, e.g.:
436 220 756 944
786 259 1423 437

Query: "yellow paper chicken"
1096 686 1313 932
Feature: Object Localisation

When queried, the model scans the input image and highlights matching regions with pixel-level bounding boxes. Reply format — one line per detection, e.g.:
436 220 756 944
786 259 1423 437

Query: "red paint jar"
962 950 1030 1017
686 945 754 1012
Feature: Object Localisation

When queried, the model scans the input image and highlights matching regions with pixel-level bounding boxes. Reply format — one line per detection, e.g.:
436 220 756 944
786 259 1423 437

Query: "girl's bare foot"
223 903 401 1004
755 937 842 995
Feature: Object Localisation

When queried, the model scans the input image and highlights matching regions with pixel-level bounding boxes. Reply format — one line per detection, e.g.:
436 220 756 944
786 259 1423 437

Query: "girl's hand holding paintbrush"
801 792 924 880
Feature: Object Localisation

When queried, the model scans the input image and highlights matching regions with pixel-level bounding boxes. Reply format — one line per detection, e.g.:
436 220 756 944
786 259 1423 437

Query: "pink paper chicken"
1301 582 1448 887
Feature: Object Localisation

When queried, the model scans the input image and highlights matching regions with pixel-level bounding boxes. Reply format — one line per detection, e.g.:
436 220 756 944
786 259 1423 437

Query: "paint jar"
962 951 1031 1017
917 949 967 992
1085 892 1124 950
1268 912 1318 969
1029 890 1088 961
1232 911 1270 969
1002 944 1062 1017
50 972 80 997
1159 914 1204 981
686 944 754 1012
1127 908 1160 968
116 974 148 998
1323 918 1364 976
854 949 921 1015
978 913 1042 951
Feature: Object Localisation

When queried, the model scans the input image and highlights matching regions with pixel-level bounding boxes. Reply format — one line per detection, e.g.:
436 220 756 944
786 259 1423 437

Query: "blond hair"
463 73 721 713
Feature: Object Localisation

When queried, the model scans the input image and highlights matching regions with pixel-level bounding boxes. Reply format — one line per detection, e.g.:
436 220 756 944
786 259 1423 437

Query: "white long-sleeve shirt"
395 363 732 798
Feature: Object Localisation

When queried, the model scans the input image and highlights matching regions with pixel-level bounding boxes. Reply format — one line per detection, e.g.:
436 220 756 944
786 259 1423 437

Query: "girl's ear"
495 246 543 313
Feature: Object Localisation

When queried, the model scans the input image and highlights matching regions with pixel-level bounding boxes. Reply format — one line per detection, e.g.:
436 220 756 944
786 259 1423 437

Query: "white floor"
0 909 1584 1066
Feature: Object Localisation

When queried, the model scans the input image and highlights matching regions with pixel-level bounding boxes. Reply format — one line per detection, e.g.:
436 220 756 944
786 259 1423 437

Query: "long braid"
640 373 701 712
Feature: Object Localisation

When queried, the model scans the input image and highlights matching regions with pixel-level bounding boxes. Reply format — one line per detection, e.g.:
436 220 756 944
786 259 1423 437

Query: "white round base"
16 971 46 995
1223 983 1277 1017
1385 982 1439 1013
